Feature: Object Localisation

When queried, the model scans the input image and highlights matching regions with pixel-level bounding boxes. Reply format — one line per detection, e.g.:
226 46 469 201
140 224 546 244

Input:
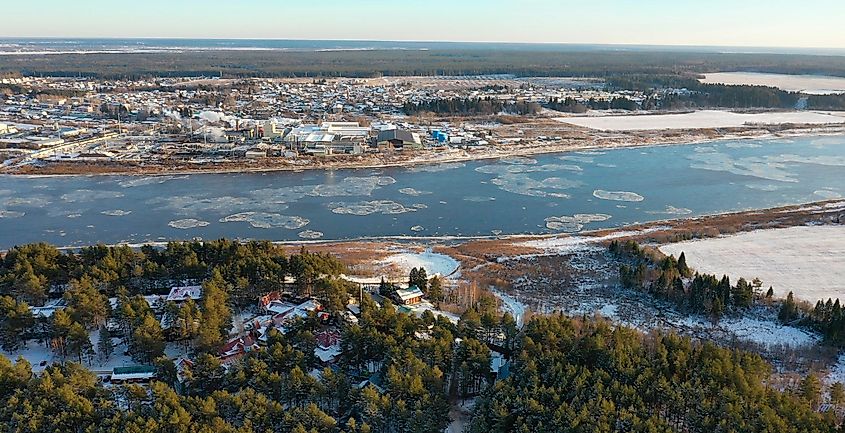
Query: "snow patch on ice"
398 187 431 196
220 212 309 229
101 209 132 217
593 190 645 202
168 218 210 229
0 210 25 218
544 213 612 232
646 205 692 216
330 200 421 216
61 190 123 203
298 230 324 240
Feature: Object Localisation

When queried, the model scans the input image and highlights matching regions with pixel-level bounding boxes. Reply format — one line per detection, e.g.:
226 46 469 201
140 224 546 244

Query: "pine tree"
779 292 799 323
196 269 232 353
97 325 113 362
66 322 94 364
801 373 822 409
131 313 165 363
831 382 845 406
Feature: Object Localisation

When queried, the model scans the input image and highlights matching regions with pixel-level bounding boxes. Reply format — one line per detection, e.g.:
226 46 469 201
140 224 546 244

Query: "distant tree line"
6 49 845 80
608 74 845 110
545 96 639 112
402 97 541 116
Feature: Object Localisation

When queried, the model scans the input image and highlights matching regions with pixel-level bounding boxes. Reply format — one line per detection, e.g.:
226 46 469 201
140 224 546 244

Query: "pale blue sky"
4 0 844 48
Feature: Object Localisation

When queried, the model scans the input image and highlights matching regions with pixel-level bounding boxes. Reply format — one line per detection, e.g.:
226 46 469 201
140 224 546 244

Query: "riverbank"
6 119 845 177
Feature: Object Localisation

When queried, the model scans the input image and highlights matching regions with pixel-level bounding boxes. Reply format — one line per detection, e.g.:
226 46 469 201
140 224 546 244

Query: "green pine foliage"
469 314 838 433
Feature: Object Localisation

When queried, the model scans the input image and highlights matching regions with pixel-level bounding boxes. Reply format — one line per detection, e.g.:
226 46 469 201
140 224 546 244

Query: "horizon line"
1 36 843 52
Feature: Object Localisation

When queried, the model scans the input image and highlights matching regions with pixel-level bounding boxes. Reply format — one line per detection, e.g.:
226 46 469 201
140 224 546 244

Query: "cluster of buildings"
0 75 651 170
87 273 441 387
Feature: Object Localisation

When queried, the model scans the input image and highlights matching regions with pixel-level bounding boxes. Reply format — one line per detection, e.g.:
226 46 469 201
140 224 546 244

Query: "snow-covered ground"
701 72 845 95
491 288 527 328
677 315 818 348
405 301 460 324
825 354 845 386
556 110 845 131
3 327 137 373
660 226 845 303
515 227 666 257
381 248 460 277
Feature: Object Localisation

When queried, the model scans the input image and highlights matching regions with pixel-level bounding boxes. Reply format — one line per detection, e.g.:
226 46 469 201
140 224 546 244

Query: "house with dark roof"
376 129 421 150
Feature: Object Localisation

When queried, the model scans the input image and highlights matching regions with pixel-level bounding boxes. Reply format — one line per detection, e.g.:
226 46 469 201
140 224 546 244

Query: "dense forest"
606 74 845 110
5 49 845 79
0 240 511 432
402 97 541 116
468 314 839 432
0 239 843 431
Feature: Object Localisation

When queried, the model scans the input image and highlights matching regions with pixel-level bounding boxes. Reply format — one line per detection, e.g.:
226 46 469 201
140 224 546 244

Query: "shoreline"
38 198 844 253
5 123 845 178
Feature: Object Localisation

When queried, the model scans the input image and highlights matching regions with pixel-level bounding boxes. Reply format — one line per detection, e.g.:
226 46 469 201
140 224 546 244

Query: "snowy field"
660 226 845 303
701 72 845 95
380 248 460 277
556 110 845 131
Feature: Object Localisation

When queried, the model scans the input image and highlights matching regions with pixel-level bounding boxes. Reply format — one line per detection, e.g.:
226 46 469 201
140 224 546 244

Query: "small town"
0 74 663 173
3 1 845 432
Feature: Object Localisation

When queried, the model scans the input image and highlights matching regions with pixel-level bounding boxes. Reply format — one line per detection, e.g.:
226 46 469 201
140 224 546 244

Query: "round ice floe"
410 225 425 232
250 187 310 204
814 189 842 199
168 219 211 229
745 183 781 192
147 196 258 216
476 163 581 175
331 200 420 216
61 190 124 203
491 173 581 198
408 162 466 173
559 155 595 164
500 156 538 165
688 153 798 183
399 188 432 196
118 176 180 188
309 176 396 197
544 214 612 232
101 210 132 216
219 212 310 229
724 141 762 149
298 230 324 239
593 190 645 202
2 195 51 208
646 206 692 216
464 196 496 202
0 210 25 218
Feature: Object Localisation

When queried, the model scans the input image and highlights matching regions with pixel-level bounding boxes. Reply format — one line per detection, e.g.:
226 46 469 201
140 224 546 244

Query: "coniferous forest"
0 240 842 432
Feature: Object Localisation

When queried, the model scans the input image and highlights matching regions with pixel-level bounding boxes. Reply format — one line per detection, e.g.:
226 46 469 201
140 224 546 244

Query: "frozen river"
1 135 844 248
